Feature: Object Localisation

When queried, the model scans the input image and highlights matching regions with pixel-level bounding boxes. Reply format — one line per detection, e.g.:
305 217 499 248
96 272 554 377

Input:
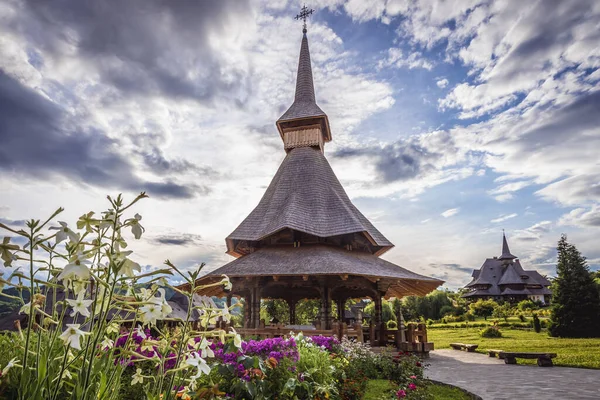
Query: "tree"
533 313 541 333
492 302 512 322
469 299 497 320
549 235 600 338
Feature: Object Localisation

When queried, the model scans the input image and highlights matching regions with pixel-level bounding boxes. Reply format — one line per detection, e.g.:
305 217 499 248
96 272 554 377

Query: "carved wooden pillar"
320 285 332 330
337 298 345 323
374 293 384 346
243 295 251 328
397 300 406 343
252 286 261 329
288 299 297 325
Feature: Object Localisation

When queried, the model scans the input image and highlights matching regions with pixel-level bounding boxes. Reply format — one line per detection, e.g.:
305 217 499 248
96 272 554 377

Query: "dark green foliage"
549 235 600 338
402 290 455 321
533 313 541 333
468 299 497 320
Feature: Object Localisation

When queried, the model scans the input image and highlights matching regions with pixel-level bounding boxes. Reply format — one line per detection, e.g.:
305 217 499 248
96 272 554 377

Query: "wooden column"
397 301 406 343
288 299 297 325
337 298 345 323
320 285 332 330
243 295 251 328
374 293 384 346
252 286 261 329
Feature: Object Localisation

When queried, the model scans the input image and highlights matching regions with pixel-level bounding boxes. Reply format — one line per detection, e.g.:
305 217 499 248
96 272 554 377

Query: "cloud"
436 78 448 88
441 208 460 218
378 48 433 70
558 206 600 228
0 72 202 199
152 233 203 246
12 0 252 105
513 221 552 242
490 213 517 223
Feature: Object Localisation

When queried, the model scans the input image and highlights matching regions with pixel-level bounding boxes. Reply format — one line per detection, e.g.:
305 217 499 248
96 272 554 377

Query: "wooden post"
337 298 345 323
243 295 251 328
320 284 332 330
397 301 406 343
288 299 297 325
374 293 384 346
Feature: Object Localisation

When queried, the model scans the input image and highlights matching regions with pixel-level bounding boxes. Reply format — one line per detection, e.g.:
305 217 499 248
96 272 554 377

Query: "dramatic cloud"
0 72 201 199
559 206 600 228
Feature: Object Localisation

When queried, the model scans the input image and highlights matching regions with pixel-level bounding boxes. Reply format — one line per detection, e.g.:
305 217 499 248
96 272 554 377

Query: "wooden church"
192 10 442 346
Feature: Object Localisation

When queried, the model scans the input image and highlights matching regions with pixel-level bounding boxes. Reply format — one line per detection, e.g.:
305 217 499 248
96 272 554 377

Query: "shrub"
469 299 497 320
480 326 502 338
517 299 538 312
533 314 542 333
387 320 398 329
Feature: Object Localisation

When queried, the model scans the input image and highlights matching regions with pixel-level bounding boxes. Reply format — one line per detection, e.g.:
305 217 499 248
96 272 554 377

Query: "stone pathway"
426 349 600 400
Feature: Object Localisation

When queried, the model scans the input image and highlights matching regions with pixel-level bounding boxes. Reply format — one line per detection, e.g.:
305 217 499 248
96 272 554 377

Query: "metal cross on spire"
295 4 314 33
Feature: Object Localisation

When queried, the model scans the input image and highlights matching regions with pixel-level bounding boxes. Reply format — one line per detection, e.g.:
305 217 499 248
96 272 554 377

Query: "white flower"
199 338 214 359
0 237 19 267
1 357 21 375
19 301 37 315
115 251 141 277
185 353 211 378
66 290 93 317
131 368 144 385
221 305 231 323
130 214 144 239
139 303 163 326
57 255 91 283
59 324 90 350
49 222 79 244
100 336 114 350
106 322 120 335
230 329 243 349
134 325 147 339
138 288 153 301
221 275 232 291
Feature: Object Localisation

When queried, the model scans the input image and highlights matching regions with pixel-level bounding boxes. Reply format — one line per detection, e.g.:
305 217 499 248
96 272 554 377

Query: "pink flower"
408 383 417 391
410 375 417 379
396 389 407 398
416 361 422 367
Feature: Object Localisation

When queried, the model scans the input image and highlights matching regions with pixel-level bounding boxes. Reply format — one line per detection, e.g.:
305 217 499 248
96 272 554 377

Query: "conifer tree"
549 235 600 338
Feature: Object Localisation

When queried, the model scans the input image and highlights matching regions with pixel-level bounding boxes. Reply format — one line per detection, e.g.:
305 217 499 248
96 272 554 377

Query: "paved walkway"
426 349 600 400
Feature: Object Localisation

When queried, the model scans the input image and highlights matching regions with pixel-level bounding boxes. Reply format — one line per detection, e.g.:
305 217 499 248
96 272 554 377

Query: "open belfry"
193 6 442 347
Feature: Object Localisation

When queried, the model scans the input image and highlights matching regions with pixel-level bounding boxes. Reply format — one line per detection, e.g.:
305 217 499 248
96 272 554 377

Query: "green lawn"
363 380 470 400
428 327 600 368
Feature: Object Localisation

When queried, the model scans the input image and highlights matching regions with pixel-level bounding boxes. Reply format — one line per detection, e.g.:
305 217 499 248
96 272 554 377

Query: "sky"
1 0 599 290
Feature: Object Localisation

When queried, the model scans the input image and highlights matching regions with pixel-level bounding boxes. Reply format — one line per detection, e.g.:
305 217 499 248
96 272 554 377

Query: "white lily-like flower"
199 338 214 359
49 221 80 244
106 322 120 335
220 275 232 291
0 237 19 267
185 352 211 378
138 288 153 301
100 336 114 350
66 290 93 317
59 324 91 350
139 303 163 326
57 255 91 283
134 325 147 339
221 305 231 323
131 368 144 385
231 329 243 349
115 251 141 277
1 357 21 375
130 213 144 239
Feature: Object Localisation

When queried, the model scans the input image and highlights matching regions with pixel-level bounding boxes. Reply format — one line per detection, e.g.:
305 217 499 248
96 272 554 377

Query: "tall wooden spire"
276 10 331 151
499 232 517 261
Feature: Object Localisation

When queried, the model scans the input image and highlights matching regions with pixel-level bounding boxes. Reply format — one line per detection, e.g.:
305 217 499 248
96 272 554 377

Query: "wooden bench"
450 343 479 352
487 349 505 359
501 352 557 367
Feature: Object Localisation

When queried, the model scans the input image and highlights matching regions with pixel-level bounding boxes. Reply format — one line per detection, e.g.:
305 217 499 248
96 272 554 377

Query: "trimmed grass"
363 380 470 400
363 379 394 399
428 327 600 368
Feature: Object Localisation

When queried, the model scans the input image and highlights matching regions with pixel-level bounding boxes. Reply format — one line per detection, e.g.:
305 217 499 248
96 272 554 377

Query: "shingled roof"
226 146 393 255
200 244 442 298
462 234 552 300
